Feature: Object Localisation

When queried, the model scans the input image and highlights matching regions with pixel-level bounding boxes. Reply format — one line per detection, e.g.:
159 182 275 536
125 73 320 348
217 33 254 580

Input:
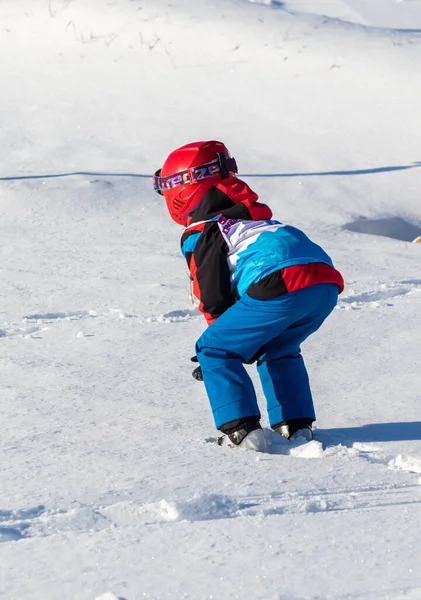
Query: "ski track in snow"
0 308 200 338
2 437 420 544
337 279 421 310
1 481 421 544
0 279 420 338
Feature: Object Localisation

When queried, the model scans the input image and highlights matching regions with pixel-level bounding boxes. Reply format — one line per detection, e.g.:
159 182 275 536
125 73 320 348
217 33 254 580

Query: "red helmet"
153 140 238 225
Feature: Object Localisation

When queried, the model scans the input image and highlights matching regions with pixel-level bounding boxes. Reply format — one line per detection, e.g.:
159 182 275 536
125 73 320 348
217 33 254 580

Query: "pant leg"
196 345 260 430
257 284 338 426
196 283 338 430
258 354 314 426
195 298 266 430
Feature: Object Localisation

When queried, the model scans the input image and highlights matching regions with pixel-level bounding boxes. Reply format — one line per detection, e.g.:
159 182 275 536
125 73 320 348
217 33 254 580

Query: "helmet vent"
173 198 184 210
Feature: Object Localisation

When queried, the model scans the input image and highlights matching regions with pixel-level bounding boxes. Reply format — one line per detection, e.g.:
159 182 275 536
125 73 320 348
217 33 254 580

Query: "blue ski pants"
196 283 339 429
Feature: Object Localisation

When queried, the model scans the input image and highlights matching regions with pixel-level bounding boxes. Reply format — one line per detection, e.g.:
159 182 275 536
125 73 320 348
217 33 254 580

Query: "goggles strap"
217 153 237 179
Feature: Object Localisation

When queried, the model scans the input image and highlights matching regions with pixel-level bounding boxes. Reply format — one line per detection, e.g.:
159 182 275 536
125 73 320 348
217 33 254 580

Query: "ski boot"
220 417 267 452
272 418 314 442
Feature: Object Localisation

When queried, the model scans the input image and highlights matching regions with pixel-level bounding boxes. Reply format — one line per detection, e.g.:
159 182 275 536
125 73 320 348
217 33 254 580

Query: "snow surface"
1 0 421 598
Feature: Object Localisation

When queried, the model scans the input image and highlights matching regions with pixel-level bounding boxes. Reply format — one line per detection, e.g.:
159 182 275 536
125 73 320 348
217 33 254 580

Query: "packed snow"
1 0 421 598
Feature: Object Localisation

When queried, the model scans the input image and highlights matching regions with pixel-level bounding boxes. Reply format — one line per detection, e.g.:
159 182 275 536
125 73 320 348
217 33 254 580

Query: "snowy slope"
1 1 421 599
248 0 421 29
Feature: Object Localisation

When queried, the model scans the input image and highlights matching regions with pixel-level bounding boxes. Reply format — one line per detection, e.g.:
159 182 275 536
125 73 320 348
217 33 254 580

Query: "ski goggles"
153 154 237 195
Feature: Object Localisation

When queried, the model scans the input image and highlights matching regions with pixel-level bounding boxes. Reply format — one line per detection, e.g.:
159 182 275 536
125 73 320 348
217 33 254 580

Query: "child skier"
153 141 344 452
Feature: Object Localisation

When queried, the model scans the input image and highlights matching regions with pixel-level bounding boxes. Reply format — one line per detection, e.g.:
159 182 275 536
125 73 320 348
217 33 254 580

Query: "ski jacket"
180 176 344 324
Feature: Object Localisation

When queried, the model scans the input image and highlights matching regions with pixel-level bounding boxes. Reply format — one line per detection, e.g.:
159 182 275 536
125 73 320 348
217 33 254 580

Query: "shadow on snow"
319 421 421 445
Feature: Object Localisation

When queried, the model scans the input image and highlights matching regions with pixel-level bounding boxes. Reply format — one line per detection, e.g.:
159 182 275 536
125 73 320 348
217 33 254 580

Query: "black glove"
191 356 203 381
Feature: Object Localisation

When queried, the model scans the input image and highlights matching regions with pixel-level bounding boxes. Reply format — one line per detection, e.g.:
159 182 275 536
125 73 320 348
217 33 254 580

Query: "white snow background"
1 0 421 598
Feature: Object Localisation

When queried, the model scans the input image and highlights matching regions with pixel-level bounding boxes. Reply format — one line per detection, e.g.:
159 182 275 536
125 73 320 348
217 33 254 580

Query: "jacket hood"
187 176 272 224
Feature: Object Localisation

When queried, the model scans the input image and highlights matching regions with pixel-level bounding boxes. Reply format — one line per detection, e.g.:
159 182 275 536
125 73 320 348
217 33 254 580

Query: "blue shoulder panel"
181 232 202 257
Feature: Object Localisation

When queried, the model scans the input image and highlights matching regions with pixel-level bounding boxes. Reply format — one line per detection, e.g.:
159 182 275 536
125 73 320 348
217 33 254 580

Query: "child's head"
153 140 237 225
